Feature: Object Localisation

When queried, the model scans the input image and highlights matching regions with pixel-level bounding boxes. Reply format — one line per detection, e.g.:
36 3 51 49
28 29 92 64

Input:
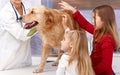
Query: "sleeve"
93 35 114 74
1 11 31 41
72 11 94 34
56 55 68 75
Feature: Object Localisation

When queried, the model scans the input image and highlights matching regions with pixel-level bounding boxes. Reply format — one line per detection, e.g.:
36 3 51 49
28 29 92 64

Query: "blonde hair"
66 30 95 75
93 5 119 49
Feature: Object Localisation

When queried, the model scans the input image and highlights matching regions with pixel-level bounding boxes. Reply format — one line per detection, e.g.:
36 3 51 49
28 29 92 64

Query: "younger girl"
56 30 95 75
59 1 119 75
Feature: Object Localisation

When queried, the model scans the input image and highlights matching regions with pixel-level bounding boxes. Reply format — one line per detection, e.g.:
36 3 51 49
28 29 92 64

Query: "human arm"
59 1 94 34
56 54 68 75
0 11 31 41
73 11 94 34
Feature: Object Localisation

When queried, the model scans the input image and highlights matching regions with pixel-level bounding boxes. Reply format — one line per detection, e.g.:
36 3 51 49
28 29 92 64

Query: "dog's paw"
33 67 43 73
52 61 58 66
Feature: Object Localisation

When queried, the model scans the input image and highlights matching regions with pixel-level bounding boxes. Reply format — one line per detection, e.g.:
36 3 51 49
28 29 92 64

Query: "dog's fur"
22 5 81 73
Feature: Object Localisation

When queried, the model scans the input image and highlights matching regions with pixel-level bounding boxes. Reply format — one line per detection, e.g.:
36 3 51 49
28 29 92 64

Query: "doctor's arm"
1 13 32 41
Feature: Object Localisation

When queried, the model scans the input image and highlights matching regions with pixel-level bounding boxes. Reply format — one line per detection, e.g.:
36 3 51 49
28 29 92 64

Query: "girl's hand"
59 1 77 14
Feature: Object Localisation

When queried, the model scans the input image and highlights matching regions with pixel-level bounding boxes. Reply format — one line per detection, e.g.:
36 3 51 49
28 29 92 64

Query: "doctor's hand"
59 1 77 14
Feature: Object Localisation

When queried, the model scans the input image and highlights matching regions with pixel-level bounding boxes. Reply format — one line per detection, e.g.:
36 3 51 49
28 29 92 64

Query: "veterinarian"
59 1 119 75
0 0 34 70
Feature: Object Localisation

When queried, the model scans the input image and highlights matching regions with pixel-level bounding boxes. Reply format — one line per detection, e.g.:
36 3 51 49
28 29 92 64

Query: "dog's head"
22 5 63 29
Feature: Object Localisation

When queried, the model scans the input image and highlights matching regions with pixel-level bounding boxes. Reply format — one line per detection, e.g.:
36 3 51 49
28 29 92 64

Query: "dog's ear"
44 9 54 25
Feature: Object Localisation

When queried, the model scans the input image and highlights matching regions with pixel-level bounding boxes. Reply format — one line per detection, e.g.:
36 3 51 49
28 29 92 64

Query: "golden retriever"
22 5 80 73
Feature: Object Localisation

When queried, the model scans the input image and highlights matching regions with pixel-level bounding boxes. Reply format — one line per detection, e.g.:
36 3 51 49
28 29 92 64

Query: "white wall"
28 0 41 6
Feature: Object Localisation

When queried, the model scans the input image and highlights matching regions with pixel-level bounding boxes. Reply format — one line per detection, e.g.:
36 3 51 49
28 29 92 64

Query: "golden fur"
22 5 80 73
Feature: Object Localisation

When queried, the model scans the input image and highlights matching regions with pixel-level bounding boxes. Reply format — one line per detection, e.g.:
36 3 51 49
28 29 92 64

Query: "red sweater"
73 11 116 75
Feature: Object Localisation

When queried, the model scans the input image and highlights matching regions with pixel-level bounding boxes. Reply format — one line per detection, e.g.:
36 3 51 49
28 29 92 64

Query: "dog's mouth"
24 21 38 29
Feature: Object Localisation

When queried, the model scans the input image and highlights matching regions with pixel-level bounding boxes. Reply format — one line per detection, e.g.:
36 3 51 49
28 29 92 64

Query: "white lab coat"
0 1 32 70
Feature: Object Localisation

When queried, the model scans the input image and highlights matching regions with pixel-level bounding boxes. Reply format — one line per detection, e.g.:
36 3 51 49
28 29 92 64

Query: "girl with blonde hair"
56 30 95 75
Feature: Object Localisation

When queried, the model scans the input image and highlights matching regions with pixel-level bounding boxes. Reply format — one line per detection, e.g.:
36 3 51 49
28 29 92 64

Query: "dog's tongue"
24 22 34 29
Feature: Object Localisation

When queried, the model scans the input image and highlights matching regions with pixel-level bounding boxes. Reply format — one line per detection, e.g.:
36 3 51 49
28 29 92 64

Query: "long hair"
66 30 95 75
93 5 119 49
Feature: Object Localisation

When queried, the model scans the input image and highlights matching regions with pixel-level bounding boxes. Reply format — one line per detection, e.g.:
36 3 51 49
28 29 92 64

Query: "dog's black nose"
18 16 23 20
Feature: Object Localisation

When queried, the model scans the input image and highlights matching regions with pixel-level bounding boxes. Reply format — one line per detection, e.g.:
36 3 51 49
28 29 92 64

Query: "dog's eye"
31 11 34 14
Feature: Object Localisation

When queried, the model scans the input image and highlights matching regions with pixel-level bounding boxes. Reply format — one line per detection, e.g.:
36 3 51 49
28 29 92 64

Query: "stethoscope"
11 2 26 23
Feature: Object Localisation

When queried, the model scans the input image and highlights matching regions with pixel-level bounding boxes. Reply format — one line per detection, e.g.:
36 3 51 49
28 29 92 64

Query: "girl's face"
61 33 72 51
92 13 103 30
